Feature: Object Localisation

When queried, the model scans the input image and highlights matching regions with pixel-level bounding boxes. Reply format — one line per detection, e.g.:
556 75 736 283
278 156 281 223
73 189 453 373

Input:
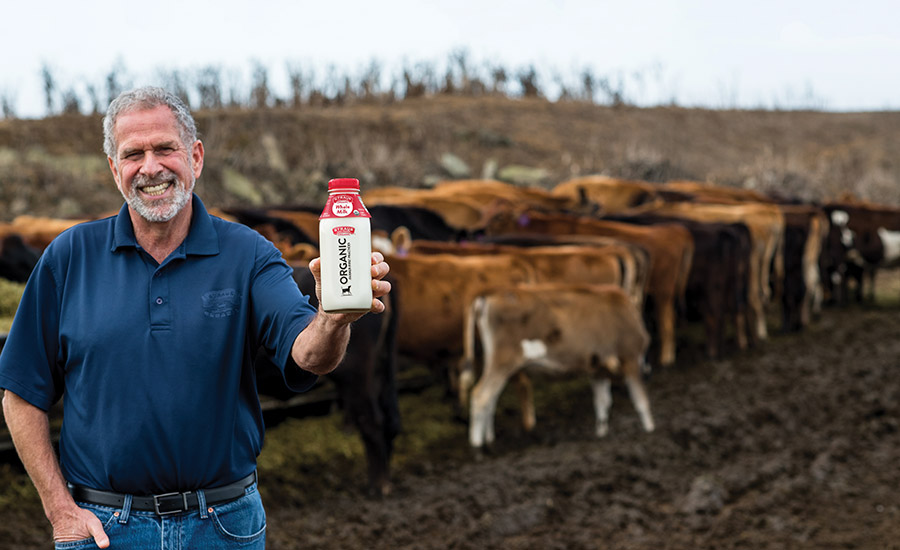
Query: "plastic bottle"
318 178 373 312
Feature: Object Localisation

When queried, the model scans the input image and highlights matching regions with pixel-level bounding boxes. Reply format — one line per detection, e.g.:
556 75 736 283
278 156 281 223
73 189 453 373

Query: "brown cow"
465 283 654 448
362 187 494 232
552 175 661 214
663 180 777 204
404 240 641 306
636 200 785 342
385 252 538 366
482 210 693 367
432 179 584 213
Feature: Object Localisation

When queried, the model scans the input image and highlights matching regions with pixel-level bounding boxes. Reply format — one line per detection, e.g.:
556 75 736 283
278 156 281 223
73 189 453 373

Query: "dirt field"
3 276 898 549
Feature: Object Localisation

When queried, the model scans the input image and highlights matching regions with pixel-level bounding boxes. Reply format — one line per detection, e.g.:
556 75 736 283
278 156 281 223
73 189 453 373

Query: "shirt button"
156 297 163 305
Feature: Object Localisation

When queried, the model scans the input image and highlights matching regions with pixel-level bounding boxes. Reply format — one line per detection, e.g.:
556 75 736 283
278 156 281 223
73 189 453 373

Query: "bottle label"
336 237 353 295
320 193 371 219
332 225 356 236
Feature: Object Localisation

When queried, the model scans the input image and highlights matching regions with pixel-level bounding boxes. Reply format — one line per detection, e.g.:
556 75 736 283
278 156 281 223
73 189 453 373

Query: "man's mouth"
139 181 172 197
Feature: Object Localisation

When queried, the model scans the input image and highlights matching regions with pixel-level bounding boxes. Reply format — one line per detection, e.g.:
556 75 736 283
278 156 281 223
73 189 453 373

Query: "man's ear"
191 140 205 179
107 156 120 186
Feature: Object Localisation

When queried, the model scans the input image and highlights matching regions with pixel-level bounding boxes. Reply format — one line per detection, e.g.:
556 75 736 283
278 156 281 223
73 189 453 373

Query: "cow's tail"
458 295 487 413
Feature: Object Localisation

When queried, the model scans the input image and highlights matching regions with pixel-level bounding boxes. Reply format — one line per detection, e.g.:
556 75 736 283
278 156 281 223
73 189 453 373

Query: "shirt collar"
111 194 220 256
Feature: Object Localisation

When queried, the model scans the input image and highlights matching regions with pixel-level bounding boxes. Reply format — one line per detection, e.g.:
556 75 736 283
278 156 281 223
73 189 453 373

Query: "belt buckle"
154 492 190 516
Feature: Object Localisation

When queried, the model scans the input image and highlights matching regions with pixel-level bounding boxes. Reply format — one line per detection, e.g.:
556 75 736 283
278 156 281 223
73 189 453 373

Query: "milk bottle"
319 178 373 312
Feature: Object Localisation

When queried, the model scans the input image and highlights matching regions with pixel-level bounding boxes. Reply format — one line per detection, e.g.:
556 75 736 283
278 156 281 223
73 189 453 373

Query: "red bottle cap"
328 178 360 192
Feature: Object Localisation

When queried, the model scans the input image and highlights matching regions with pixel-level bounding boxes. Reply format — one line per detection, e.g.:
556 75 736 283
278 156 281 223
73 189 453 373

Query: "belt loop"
197 490 209 520
118 494 132 524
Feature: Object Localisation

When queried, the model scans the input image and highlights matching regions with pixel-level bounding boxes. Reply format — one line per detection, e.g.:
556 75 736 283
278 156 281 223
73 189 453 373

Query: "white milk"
318 178 373 312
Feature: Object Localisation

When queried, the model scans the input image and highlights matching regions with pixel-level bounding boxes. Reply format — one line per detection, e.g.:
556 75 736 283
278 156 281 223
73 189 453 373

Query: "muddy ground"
2 291 899 549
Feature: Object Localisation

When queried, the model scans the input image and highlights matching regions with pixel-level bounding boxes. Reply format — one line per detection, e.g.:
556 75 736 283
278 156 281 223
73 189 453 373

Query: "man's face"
108 105 204 223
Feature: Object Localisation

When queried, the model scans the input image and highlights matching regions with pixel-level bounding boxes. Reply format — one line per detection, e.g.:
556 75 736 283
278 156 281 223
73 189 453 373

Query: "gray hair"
102 86 197 161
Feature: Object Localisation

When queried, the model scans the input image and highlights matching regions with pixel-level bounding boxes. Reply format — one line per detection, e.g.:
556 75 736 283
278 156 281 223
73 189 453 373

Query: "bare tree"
41 62 56 115
489 64 508 96
61 87 81 115
359 59 382 101
197 65 223 110
86 84 103 114
517 65 541 98
0 90 15 119
581 68 595 103
286 61 311 107
250 61 271 108
105 61 127 107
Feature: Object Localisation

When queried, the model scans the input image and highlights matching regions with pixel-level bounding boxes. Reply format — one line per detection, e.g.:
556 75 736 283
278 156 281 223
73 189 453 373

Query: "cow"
551 175 662 214
362 187 496 233
431 178 588 214
3 215 89 251
635 200 785 343
604 213 753 358
0 234 41 283
463 283 654 449
481 209 694 367
663 180 777 204
403 240 640 306
385 252 538 378
778 205 828 331
822 200 900 303
255 266 401 497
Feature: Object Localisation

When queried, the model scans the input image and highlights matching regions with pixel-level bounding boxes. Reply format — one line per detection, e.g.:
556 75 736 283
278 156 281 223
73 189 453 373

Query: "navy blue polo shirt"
0 196 318 494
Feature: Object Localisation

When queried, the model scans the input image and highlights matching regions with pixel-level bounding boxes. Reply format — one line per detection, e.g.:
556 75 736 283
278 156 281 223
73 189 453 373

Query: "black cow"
604 214 753 359
256 266 401 497
0 234 41 283
368 204 467 242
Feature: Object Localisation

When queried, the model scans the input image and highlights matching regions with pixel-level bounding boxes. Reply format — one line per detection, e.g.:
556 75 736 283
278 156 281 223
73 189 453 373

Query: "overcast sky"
3 0 898 117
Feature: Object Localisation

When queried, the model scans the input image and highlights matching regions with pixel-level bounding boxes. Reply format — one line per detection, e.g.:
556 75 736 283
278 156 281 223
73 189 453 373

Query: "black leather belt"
68 471 257 516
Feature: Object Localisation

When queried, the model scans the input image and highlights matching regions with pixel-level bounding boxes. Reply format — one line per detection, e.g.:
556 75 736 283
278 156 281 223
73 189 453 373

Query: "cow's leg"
702 307 720 360
623 368 655 433
735 309 749 350
589 377 612 437
469 366 514 448
656 296 676 367
513 371 536 432
335 377 392 497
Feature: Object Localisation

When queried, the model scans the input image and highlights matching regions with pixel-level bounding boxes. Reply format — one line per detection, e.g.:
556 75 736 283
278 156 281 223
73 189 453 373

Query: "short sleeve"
248 235 318 393
0 255 64 411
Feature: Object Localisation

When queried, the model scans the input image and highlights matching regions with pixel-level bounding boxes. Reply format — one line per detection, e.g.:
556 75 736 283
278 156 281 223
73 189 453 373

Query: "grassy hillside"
1 96 899 221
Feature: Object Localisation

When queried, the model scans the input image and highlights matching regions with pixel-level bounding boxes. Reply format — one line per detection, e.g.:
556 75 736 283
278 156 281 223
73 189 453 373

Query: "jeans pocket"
55 505 118 549
208 488 267 544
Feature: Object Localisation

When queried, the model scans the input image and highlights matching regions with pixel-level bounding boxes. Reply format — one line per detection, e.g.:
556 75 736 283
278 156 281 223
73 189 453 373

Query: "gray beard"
123 171 195 223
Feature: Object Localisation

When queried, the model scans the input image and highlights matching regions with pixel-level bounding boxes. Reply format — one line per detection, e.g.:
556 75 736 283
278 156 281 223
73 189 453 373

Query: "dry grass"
0 98 898 220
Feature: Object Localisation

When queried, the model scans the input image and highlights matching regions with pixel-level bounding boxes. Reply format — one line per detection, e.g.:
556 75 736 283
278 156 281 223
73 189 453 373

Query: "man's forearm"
2 390 77 523
290 312 352 375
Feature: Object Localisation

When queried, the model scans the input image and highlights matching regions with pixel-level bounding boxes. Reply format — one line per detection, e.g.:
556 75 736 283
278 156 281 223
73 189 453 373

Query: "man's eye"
125 151 143 160
157 147 175 155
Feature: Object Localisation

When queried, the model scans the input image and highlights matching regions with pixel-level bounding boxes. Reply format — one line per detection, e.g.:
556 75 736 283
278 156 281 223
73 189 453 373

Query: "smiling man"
0 86 391 549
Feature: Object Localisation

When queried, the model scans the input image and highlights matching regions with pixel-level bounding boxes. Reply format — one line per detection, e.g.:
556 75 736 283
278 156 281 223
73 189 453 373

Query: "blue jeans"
56 483 266 549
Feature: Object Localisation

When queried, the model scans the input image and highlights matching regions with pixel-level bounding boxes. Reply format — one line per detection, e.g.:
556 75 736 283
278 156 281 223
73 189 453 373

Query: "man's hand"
308 251 392 322
2 390 109 548
51 505 109 548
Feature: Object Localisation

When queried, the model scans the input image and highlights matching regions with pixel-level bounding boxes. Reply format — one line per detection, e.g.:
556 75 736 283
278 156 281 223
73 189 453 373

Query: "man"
0 86 391 549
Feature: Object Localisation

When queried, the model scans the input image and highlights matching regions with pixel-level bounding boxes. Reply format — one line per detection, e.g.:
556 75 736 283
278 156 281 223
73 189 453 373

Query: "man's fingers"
87 514 110 548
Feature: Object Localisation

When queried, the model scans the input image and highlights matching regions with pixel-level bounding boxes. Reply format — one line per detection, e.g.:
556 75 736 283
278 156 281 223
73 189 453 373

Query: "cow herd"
1 176 899 497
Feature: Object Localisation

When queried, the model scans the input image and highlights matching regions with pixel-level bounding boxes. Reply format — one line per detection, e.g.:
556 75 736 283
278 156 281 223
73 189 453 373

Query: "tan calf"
465 283 655 448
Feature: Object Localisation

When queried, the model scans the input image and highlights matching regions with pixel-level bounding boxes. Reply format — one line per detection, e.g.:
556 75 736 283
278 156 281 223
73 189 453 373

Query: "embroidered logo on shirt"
202 289 241 318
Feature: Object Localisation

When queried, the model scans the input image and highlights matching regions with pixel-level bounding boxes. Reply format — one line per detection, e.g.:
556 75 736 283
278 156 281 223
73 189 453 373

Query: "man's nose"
138 151 163 176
